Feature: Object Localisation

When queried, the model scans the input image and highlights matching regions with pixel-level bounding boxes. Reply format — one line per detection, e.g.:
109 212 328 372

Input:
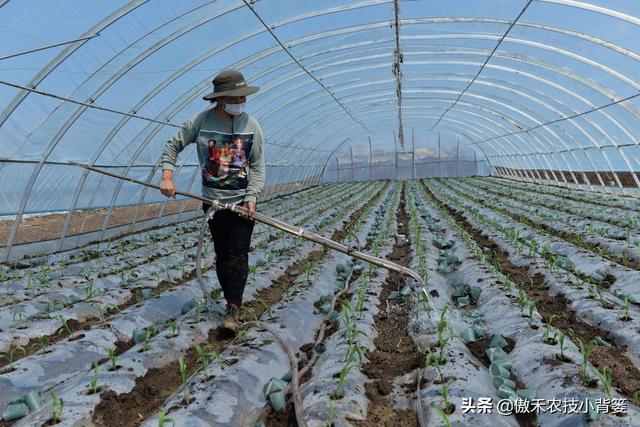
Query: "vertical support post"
368 136 373 181
393 133 398 181
411 128 415 180
473 150 478 175
438 131 442 178
349 145 355 182
336 157 340 182
456 140 460 177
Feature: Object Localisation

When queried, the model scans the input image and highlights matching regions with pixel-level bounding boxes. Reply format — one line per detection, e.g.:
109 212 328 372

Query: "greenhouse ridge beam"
430 0 533 130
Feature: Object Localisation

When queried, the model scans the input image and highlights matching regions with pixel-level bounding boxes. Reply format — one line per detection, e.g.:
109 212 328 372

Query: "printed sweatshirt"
161 108 265 205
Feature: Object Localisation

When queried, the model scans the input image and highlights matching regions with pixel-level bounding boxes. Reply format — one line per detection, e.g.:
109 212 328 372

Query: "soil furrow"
440 180 639 270
424 180 640 401
355 184 421 426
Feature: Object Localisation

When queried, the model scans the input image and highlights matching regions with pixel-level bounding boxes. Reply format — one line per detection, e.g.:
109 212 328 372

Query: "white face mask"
222 102 245 116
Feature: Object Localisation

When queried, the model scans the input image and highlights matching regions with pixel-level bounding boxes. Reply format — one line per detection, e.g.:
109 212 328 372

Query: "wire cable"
431 0 534 130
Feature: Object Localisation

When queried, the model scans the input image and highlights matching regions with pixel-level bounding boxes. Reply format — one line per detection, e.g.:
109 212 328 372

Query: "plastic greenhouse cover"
0 0 638 227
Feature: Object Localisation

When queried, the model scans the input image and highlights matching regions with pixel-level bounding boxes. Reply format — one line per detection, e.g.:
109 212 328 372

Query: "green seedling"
240 306 258 323
50 391 64 422
527 300 537 325
157 408 175 427
90 362 99 394
426 348 445 383
556 330 568 361
418 288 432 314
441 384 454 414
431 402 452 427
501 275 512 293
516 288 528 315
543 315 558 344
57 315 73 335
142 328 155 352
327 397 337 426
575 337 595 384
178 355 189 402
105 347 117 370
168 321 180 338
1 345 26 369
82 280 102 300
10 311 28 329
36 336 49 352
345 341 366 366
335 361 356 399
194 344 227 374
594 366 613 401
622 296 632 321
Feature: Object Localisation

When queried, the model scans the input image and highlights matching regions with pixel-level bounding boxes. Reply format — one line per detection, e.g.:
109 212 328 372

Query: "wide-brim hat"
202 69 259 100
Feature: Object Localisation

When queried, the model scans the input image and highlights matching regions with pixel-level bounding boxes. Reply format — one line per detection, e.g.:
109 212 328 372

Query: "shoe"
221 303 240 334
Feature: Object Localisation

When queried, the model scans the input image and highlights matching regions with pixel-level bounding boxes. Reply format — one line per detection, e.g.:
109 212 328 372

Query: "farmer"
160 69 265 333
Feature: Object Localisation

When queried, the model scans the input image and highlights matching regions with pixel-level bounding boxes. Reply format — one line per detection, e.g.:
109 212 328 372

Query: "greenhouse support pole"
473 150 478 176
456 140 460 176
368 136 373 181
336 157 341 183
438 132 442 178
393 133 398 181
350 145 355 182
411 128 415 180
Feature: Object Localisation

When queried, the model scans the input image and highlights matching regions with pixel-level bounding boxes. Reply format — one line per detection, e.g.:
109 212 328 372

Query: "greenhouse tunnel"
1 1 640 425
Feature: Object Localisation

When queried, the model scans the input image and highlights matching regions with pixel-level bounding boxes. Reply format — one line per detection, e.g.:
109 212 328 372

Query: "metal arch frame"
537 0 640 27
10 20 640 170
56 35 339 248
273 94 530 173
9 0 398 162
12 0 398 254
256 53 640 155
5 12 640 257
58 17 640 164
257 48 640 138
276 96 573 190
4 0 250 257
266 76 593 189
255 42 640 145
10 53 624 237
45 5 422 251
256 56 632 190
2 14 636 164
0 0 149 128
249 26 640 175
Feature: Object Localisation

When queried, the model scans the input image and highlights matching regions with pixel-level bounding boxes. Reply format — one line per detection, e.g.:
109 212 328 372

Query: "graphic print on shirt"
197 130 253 190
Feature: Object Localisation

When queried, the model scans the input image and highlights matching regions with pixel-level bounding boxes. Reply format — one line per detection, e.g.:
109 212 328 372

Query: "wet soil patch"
354 186 421 426
424 181 640 401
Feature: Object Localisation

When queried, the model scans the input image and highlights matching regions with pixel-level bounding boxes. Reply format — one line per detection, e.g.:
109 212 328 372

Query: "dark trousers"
202 203 255 306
